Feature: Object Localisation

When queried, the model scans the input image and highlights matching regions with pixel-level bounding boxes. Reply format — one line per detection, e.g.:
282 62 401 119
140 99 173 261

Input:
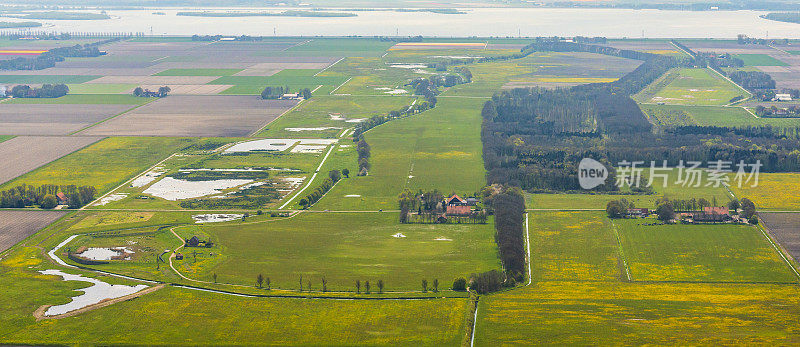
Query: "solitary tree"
133 86 144 97
212 273 217 283
422 279 428 292
356 280 361 294
377 280 384 294
741 198 756 219
433 279 439 293
365 280 371 294
266 277 271 290
256 274 264 288
40 194 57 209
157 86 171 97
322 277 327 292
342 168 350 178
656 202 675 223
452 278 467 291
328 170 341 182
299 275 303 292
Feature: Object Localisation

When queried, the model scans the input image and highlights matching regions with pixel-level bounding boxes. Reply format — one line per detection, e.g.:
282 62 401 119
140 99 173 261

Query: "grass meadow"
636 68 747 106
640 104 800 128
734 54 789 66
168 212 500 291
616 219 797 283
475 211 800 345
313 97 487 211
730 172 800 211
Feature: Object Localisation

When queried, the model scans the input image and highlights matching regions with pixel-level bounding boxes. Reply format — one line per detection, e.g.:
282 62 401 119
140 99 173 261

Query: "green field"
154 68 244 76
0 137 197 194
730 172 800 211
0 75 100 84
636 68 747 106
3 94 150 105
163 212 499 291
641 104 800 128
735 54 789 66
313 97 487 211
65 83 138 94
257 94 418 138
0 135 13 143
474 211 800 345
616 219 796 283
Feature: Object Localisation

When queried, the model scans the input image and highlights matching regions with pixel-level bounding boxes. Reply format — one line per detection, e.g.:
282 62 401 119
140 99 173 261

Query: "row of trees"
729 70 776 91
492 187 526 282
0 43 106 70
356 140 370 176
260 86 312 100
297 170 343 209
133 86 171 98
10 84 68 98
0 184 96 209
351 98 436 139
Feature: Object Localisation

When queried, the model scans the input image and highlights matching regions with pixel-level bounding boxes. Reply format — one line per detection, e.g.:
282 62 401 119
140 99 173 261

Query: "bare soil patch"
0 104 134 135
0 210 67 253
80 95 296 137
760 212 800 262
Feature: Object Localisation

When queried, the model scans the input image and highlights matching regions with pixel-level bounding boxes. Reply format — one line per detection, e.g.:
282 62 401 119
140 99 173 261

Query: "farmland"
475 212 800 345
0 136 102 185
0 211 66 253
0 137 196 193
636 68 747 106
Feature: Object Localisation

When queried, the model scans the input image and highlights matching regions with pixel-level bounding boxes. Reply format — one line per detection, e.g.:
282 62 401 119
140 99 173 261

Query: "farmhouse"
445 195 472 216
56 192 69 205
280 93 302 100
688 206 733 223
775 93 793 102
185 235 214 248
626 208 650 218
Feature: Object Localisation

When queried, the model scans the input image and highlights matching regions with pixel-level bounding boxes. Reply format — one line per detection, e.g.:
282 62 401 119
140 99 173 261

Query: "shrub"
452 278 467 291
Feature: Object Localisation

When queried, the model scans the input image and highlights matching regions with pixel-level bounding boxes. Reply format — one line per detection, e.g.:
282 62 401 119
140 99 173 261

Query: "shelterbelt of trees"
482 41 800 192
0 38 115 70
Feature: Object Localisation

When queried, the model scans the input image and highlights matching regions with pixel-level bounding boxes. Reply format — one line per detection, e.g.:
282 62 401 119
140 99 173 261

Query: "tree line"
260 86 312 100
298 169 343 209
356 140 370 176
133 86 171 98
0 184 96 209
0 42 109 70
9 84 68 98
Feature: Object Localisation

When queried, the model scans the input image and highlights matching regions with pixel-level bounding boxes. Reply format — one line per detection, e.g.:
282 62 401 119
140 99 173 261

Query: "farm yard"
1 34 800 346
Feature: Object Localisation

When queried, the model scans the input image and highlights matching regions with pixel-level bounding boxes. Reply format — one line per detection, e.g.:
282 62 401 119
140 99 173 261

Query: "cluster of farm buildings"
626 206 748 223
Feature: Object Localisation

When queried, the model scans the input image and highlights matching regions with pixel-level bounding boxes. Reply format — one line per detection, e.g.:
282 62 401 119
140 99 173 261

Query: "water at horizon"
0 7 796 38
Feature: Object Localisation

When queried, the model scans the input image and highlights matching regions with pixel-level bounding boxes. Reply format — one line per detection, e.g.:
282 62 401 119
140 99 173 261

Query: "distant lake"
0 8 796 38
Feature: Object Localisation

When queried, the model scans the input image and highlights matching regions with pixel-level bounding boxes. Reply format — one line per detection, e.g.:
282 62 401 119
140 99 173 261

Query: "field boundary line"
279 143 337 209
249 99 305 137
769 45 791 55
282 39 311 51
609 220 632 281
469 297 479 347
329 77 352 95
706 66 753 98
525 213 532 286
315 57 344 76
310 84 323 93
82 152 178 210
